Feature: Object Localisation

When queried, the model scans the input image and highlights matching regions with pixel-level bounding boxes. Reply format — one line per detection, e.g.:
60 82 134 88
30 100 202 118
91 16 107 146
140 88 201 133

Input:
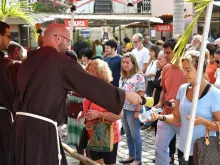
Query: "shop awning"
214 1 220 7
30 13 163 27
157 14 192 23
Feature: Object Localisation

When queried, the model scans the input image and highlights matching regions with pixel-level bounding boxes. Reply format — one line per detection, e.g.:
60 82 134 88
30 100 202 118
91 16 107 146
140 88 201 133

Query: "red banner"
64 19 88 27
155 24 173 32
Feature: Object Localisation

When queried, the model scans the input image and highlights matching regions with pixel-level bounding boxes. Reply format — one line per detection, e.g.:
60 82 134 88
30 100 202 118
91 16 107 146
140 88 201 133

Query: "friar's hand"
125 92 142 105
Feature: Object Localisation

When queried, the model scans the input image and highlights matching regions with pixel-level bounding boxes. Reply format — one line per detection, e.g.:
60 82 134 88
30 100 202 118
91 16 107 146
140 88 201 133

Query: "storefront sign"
155 24 173 32
64 19 88 27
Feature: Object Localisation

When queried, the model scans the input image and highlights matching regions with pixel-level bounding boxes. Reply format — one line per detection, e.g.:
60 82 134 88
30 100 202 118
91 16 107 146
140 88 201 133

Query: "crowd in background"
65 32 220 165
2 20 220 165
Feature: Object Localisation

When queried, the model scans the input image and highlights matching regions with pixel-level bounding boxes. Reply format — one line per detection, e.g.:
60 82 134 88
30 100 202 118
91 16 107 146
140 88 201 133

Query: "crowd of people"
66 31 220 165
1 20 220 165
67 32 220 165
0 21 141 165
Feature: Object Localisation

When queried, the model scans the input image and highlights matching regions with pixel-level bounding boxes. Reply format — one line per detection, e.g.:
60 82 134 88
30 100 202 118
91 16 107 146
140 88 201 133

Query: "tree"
173 0 185 36
32 0 70 13
0 0 37 38
172 0 211 63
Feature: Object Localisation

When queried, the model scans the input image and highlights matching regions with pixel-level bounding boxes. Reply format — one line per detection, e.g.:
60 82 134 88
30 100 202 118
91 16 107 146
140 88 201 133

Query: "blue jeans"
121 110 142 161
155 121 180 165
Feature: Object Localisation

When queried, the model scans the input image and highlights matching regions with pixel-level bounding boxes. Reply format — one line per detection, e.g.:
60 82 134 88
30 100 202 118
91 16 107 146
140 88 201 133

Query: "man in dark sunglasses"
214 48 220 89
0 21 13 165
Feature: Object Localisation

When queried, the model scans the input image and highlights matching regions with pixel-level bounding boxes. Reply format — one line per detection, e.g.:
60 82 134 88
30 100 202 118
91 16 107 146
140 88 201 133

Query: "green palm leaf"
0 0 37 39
172 0 211 64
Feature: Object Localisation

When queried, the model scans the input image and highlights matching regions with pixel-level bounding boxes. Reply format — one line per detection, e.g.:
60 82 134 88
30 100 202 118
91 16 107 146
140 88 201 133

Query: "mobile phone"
164 101 173 107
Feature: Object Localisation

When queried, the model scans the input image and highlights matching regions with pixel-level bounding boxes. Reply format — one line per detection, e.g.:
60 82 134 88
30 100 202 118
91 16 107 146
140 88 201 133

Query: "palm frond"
1 0 7 13
0 0 37 39
172 0 211 64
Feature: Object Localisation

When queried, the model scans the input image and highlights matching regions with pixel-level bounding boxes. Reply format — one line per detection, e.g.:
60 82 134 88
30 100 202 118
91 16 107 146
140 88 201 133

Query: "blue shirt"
105 55 122 87
177 83 220 155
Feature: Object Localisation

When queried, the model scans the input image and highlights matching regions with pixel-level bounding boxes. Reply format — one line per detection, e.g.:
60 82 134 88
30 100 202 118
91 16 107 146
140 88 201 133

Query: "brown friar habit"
13 46 125 165
3 58 21 90
0 51 13 165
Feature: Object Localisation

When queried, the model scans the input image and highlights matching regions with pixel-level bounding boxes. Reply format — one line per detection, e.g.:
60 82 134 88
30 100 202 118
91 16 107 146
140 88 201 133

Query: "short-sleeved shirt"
161 63 185 114
206 62 217 84
95 45 103 57
132 47 150 70
177 83 220 155
214 68 220 89
104 55 122 87
125 42 133 52
119 73 145 111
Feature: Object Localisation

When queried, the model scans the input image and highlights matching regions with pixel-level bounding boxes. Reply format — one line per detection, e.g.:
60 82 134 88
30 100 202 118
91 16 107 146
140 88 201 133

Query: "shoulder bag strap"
205 121 220 146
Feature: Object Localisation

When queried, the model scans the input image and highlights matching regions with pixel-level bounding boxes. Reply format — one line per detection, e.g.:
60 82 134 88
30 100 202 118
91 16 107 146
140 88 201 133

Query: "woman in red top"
206 43 218 84
78 59 122 165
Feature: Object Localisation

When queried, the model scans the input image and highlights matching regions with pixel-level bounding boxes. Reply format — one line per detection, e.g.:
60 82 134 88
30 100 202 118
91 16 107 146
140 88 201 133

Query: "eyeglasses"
132 40 138 44
54 35 72 46
215 60 220 64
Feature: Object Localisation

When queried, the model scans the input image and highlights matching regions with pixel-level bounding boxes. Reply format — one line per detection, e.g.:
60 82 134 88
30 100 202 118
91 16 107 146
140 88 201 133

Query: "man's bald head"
44 24 70 53
7 41 23 60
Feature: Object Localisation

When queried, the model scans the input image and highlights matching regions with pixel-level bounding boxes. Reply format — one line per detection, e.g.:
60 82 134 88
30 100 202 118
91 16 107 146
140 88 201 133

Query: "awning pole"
148 20 151 37
183 0 213 162
119 25 122 44
69 0 76 50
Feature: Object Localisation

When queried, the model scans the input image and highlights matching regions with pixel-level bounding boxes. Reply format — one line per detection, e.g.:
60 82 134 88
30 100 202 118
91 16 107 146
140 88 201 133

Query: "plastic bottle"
139 107 162 123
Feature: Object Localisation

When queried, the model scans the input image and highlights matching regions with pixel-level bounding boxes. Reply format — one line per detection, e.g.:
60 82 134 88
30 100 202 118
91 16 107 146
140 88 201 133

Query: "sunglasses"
215 60 220 64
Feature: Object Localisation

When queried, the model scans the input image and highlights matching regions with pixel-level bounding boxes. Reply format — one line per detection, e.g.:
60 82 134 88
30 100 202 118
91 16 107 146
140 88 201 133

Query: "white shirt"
214 68 220 89
132 47 150 70
145 60 157 81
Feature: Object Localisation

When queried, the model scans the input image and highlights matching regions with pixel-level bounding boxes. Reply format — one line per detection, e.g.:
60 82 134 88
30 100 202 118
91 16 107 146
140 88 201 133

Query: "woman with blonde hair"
119 52 145 165
78 59 122 165
151 51 220 165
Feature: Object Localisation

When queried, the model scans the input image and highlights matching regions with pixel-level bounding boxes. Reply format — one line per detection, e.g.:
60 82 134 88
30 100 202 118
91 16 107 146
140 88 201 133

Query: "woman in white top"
151 51 220 165
145 45 160 96
119 52 145 165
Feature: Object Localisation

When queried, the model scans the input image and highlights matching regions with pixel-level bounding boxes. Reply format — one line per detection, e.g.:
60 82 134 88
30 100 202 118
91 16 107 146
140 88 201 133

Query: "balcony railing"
138 0 151 14
94 0 112 13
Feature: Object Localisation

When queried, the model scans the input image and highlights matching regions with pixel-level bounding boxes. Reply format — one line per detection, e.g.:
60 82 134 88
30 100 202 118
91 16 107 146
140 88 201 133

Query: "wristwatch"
159 115 166 121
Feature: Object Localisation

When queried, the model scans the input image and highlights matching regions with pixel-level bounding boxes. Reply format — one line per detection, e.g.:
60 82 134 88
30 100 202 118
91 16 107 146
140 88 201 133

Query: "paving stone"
61 126 178 165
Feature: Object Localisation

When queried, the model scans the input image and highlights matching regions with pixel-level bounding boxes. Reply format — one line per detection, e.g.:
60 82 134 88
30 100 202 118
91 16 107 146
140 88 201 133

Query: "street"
61 127 179 165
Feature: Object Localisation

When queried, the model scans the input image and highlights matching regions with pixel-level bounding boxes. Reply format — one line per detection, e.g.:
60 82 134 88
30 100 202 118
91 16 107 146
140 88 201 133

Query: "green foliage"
0 0 37 39
32 2 68 13
84 39 92 48
172 0 211 64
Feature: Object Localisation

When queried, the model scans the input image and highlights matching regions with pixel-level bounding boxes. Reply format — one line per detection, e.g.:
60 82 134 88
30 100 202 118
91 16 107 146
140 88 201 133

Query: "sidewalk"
61 127 179 165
